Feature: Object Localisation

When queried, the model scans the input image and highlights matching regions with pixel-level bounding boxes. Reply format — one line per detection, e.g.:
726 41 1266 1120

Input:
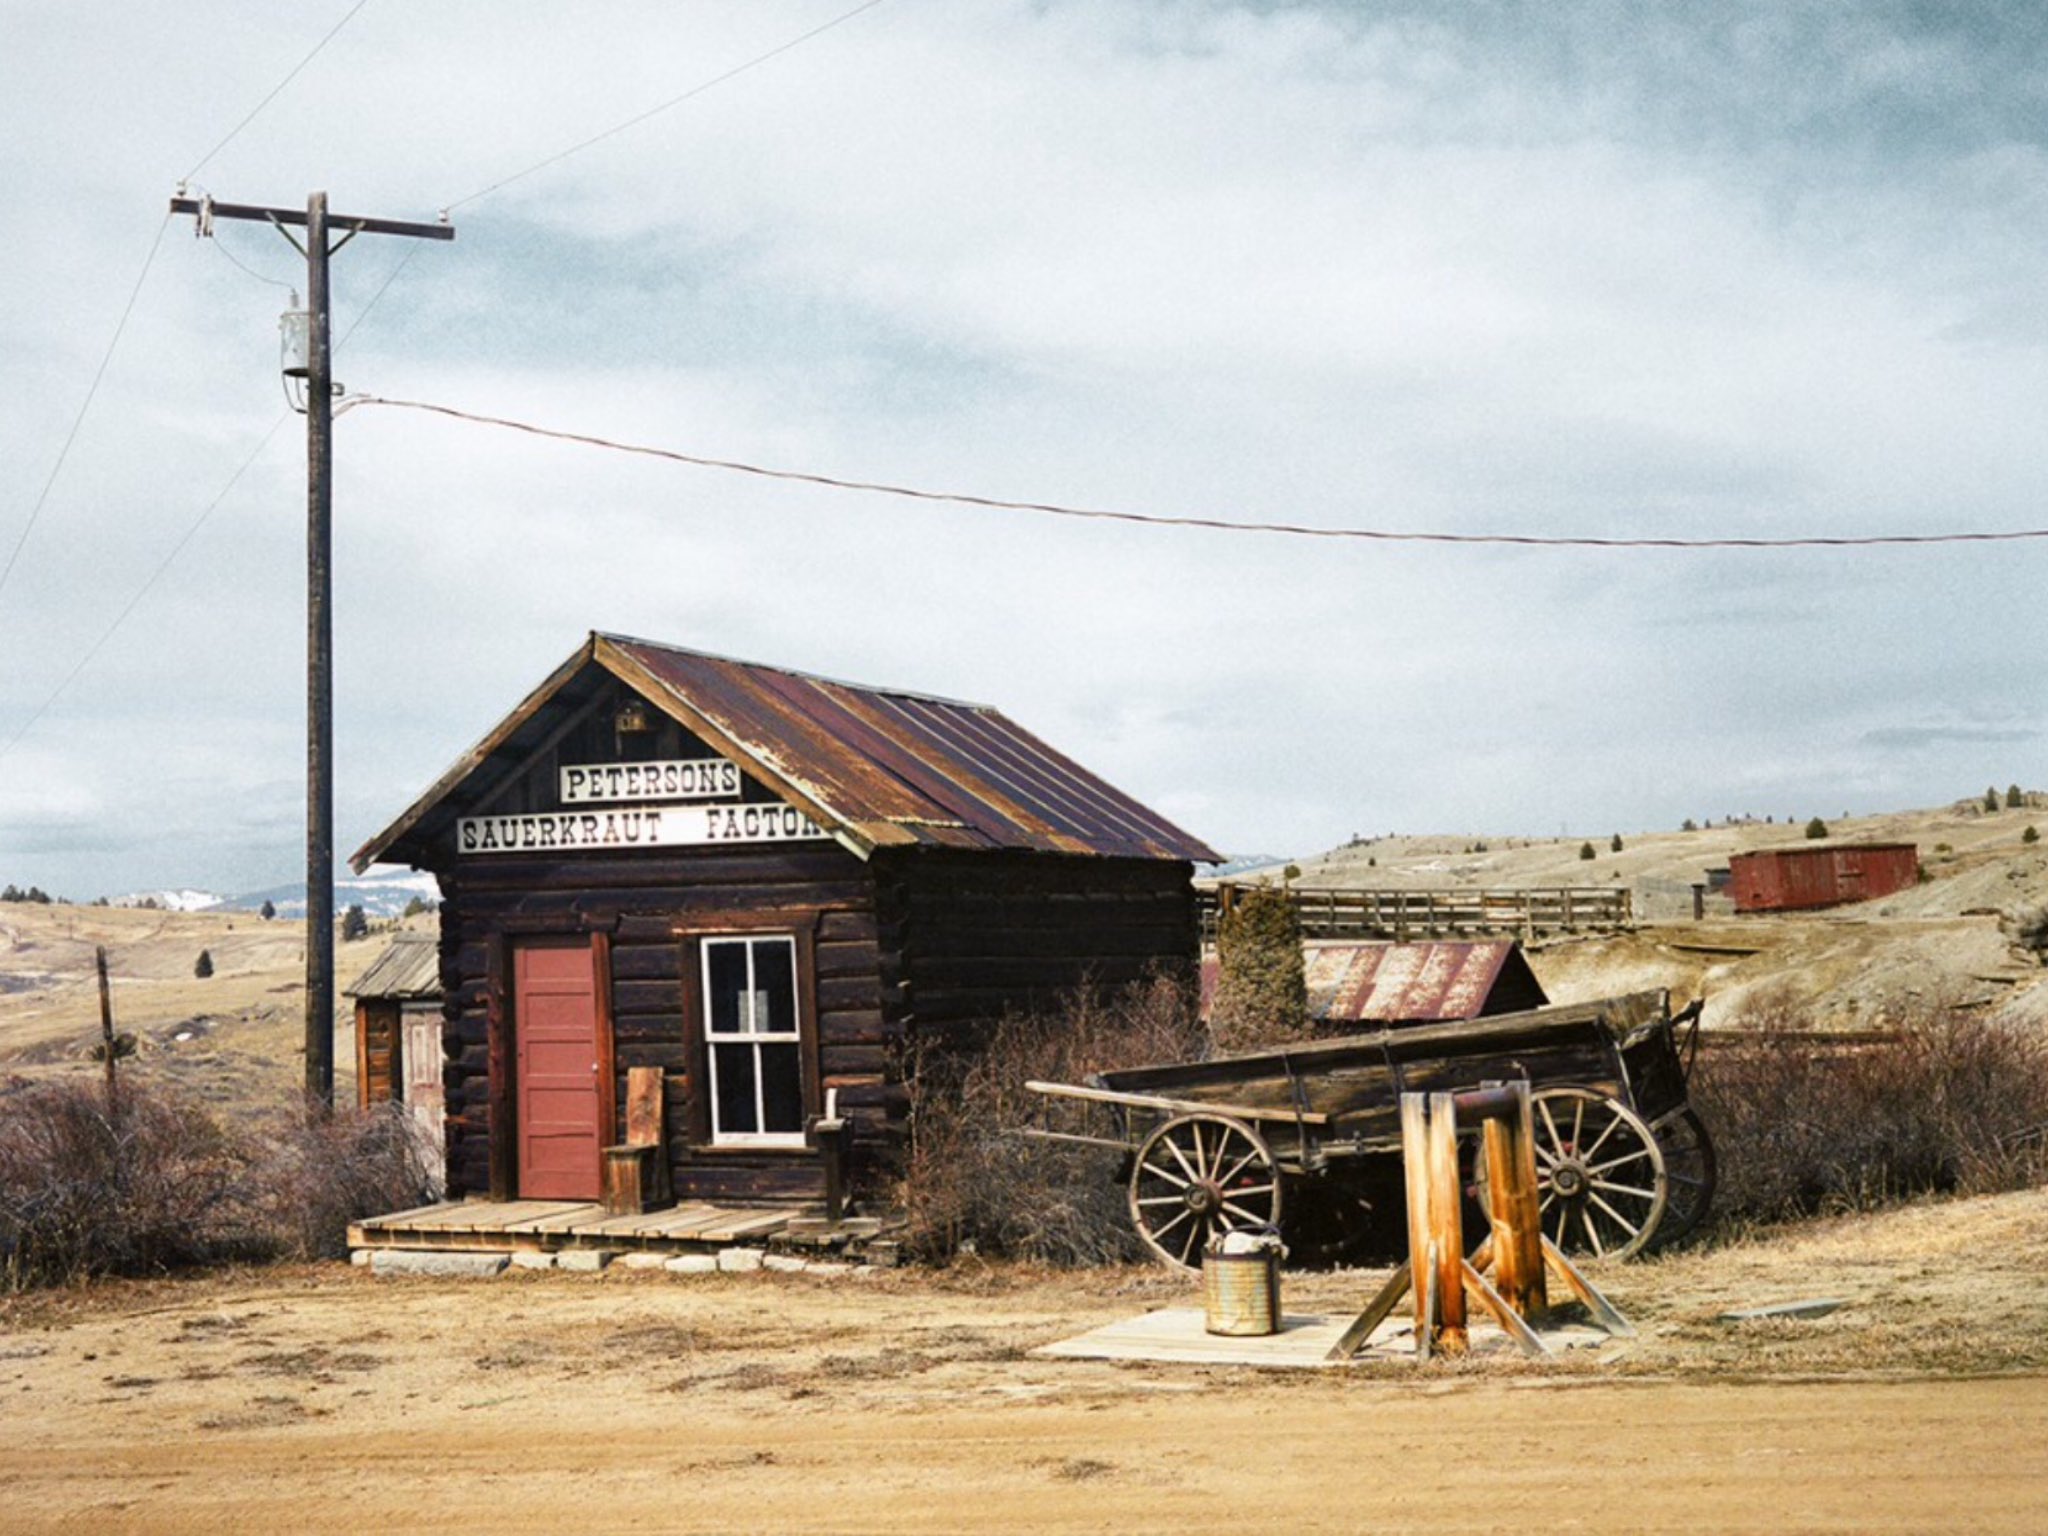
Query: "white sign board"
559 758 741 804
458 802 830 856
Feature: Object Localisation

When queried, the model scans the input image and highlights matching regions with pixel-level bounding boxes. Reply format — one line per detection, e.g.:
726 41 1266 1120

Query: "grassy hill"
0 903 425 1112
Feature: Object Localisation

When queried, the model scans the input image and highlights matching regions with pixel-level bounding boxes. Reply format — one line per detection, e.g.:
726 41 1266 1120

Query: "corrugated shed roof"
1200 940 1540 1025
343 934 440 1001
353 632 1219 870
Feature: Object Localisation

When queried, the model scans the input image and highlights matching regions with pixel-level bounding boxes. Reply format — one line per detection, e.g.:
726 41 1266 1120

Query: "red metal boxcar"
1727 843 1918 913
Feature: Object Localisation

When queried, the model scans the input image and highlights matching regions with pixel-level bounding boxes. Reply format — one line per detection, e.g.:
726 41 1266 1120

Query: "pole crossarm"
169 196 455 243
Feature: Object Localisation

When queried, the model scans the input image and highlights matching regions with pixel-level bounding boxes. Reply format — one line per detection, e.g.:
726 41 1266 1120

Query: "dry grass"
900 972 1207 1266
1692 992 2048 1228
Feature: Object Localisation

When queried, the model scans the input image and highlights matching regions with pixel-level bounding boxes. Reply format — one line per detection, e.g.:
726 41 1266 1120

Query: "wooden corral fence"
1199 883 1634 944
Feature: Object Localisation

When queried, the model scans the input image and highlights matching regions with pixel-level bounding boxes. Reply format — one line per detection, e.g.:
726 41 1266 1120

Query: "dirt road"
6 1374 2043 1534
8 1194 2048 1536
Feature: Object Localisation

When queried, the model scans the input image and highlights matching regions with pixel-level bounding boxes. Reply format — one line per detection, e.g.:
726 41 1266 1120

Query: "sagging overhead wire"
337 395 2048 553
0 211 175 610
0 413 294 762
5 2 373 613
443 0 889 213
182 0 374 184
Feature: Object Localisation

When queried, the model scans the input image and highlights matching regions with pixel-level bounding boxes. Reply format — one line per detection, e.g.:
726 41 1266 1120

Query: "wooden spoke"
1127 1113 1283 1272
1524 1087 1668 1262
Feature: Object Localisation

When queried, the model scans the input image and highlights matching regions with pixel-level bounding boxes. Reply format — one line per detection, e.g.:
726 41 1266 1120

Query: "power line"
3 2 883 753
182 0 374 183
338 395 2048 553
5 3 370 613
0 211 175 610
207 223 298 291
444 0 887 212
0 414 293 763
337 5 886 389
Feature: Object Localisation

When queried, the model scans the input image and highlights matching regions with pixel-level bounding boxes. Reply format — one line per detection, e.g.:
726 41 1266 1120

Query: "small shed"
1728 843 1919 913
1199 939 1548 1030
343 934 446 1186
351 632 1218 1209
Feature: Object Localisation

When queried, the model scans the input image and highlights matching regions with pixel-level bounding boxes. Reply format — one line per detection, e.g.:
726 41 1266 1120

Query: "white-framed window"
701 935 805 1146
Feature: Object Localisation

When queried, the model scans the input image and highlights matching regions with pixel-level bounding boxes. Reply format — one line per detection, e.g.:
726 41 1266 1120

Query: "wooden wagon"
1025 990 1713 1270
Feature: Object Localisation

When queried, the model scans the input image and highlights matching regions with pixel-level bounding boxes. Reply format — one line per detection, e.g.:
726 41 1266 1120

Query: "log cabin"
350 632 1219 1211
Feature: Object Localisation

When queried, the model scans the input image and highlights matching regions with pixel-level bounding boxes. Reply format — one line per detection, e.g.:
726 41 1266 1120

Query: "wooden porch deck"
348 1199 896 1258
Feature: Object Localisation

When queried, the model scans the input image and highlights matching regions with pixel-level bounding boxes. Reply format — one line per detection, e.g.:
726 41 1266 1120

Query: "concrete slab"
1036 1308 1613 1369
717 1247 764 1273
762 1253 808 1274
664 1254 718 1275
618 1252 670 1271
556 1249 615 1273
369 1250 510 1279
509 1250 556 1270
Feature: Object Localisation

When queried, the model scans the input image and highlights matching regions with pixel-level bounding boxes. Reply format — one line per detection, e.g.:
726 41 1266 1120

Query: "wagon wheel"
1127 1113 1283 1272
1646 1106 1717 1248
1527 1088 1667 1262
1282 1175 1379 1268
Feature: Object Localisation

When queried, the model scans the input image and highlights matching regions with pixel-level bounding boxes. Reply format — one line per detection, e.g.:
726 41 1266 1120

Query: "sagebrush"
1692 994 2048 1226
0 1078 436 1290
900 972 1207 1266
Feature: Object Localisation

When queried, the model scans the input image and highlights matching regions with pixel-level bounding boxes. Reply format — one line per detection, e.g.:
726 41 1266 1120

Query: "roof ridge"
594 631 996 712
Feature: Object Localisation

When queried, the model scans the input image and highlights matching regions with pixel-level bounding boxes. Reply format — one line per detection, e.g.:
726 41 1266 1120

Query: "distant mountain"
115 888 226 912
1202 853 1293 879
222 867 440 920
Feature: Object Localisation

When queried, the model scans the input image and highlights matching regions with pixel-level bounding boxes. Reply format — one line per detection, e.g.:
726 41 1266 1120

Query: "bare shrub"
1691 993 2048 1227
247 1101 439 1262
0 1078 435 1290
900 971 1207 1266
0 1080 260 1289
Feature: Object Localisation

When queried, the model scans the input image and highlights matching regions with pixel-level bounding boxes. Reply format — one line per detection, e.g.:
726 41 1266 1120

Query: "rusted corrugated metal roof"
353 632 1219 870
343 934 440 1001
1199 940 1542 1025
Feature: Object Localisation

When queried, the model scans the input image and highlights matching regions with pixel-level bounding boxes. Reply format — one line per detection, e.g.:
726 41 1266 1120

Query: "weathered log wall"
880 850 1200 1049
434 843 885 1203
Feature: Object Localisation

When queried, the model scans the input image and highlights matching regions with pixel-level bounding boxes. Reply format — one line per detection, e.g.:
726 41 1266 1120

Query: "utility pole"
170 191 453 1108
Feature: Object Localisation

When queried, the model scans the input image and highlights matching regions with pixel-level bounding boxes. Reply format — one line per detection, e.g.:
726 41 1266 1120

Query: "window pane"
760 1042 803 1135
752 939 796 1035
706 940 747 1036
712 1042 757 1135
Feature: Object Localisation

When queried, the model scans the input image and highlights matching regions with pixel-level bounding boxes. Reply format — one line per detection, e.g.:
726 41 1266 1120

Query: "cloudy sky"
2 1 2043 899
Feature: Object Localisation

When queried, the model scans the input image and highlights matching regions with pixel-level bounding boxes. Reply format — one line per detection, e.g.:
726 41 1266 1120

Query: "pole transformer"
170 191 452 1108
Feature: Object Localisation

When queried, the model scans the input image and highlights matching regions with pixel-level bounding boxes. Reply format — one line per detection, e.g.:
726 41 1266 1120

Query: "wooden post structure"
95 944 117 1117
168 191 453 1110
1480 1082 1546 1319
1331 1081 1629 1363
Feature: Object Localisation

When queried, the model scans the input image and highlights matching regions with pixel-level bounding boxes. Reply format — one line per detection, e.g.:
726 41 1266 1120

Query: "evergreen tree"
1578 842 1596 860
2008 784 2025 809
1805 816 1829 839
1209 886 1309 1053
1985 786 2001 813
1609 833 1624 853
340 903 369 941
260 899 276 920
194 949 214 979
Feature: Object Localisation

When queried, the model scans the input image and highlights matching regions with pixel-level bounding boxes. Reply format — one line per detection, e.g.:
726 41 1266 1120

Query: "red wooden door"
514 942 602 1200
